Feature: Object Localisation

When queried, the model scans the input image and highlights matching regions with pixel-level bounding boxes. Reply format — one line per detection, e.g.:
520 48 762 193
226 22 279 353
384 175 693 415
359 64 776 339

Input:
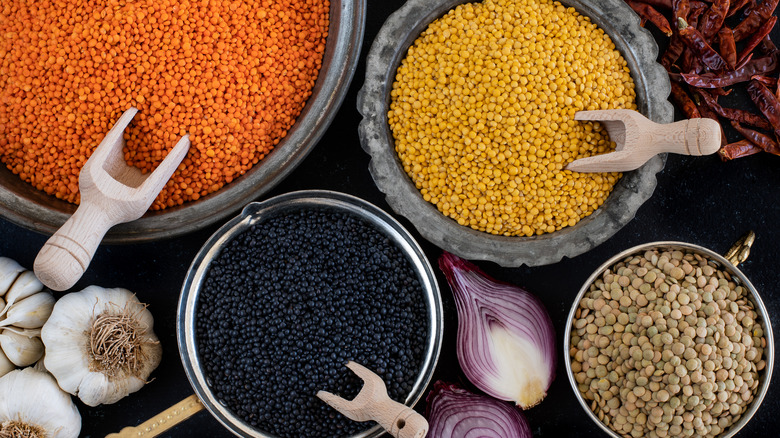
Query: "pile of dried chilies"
625 0 780 160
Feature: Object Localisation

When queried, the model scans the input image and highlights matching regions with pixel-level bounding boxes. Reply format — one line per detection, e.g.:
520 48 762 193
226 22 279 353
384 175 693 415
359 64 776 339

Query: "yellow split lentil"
388 0 637 236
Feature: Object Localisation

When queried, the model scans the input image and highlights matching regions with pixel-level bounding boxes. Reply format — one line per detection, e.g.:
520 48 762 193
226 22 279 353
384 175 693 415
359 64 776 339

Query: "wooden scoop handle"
106 394 204 438
34 200 115 291
318 361 428 438
652 117 721 156
377 398 429 438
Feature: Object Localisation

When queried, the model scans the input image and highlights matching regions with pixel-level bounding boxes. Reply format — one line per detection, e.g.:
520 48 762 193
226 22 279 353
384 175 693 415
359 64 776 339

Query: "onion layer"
426 381 532 438
438 252 556 409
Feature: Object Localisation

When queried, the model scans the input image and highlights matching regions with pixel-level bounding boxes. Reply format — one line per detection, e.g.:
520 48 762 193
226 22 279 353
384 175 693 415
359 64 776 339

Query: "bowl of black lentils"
177 190 443 438
564 240 774 438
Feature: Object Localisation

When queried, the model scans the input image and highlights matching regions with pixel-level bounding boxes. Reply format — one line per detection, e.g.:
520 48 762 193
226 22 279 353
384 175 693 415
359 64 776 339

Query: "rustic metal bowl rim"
357 0 674 267
563 241 775 438
176 190 444 438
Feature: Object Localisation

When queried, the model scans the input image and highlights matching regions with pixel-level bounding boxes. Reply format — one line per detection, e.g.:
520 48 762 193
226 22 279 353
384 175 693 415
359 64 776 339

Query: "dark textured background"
1 0 779 437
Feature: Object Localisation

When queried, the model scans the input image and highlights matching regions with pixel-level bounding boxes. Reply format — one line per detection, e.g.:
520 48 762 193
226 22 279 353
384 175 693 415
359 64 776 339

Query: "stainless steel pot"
176 190 444 437
564 234 774 438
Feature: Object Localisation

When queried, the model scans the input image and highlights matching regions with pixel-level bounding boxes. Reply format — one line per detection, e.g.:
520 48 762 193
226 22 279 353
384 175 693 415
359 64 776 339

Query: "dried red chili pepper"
673 0 690 21
746 79 780 137
670 82 701 118
718 26 737 70
627 0 674 35
733 0 779 41
680 2 709 73
727 0 752 17
731 121 780 155
718 139 763 161
759 37 778 56
678 17 730 71
681 54 779 88
636 0 673 9
736 52 754 70
751 75 777 88
698 0 730 41
695 88 772 130
662 32 686 70
737 16 777 65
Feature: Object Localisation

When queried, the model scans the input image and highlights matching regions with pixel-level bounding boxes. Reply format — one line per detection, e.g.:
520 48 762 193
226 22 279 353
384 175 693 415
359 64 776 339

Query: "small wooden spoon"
34 107 190 291
317 361 428 438
566 109 721 173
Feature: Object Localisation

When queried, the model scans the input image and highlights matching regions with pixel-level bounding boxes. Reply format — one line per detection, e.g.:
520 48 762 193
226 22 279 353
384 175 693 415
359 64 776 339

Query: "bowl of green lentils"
358 0 673 266
565 240 774 438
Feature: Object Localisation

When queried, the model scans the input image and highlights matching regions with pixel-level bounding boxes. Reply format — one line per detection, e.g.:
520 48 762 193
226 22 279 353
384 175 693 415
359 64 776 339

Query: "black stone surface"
1 1 779 437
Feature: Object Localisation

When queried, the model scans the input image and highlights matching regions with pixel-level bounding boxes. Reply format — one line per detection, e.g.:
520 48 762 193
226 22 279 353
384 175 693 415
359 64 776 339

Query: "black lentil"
195 207 429 437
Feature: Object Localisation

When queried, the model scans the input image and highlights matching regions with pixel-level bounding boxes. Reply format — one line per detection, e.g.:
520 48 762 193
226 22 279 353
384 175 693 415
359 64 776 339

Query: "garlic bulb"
0 258 51 378
41 286 163 406
0 367 81 438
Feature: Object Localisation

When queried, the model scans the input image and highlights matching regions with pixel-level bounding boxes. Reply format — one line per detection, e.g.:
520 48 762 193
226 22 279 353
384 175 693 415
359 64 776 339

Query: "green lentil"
569 248 766 438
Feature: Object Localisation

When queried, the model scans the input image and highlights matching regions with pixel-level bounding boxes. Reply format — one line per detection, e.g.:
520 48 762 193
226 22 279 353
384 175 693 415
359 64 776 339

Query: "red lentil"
0 0 329 209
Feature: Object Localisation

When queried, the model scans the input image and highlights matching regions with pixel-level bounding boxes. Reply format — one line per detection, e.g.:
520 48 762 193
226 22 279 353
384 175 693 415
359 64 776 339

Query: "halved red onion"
426 381 532 438
438 252 556 409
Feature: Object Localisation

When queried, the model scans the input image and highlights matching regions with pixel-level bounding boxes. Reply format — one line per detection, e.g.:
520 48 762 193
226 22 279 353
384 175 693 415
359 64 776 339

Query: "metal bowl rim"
176 189 444 438
563 240 775 438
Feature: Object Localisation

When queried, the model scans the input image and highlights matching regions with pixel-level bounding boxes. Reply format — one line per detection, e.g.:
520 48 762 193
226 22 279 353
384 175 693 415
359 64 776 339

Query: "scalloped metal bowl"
357 0 674 267
0 0 365 244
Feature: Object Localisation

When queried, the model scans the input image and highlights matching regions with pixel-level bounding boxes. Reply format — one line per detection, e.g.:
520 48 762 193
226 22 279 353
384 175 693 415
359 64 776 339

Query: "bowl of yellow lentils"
358 0 674 266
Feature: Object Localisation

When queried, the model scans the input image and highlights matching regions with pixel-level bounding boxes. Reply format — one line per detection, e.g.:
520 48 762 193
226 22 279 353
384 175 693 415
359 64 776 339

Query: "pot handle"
106 394 204 438
724 230 755 267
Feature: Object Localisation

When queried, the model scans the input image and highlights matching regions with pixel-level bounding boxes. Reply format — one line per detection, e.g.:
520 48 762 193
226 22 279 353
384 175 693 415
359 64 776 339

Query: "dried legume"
389 0 636 236
0 0 328 209
196 208 428 437
570 248 767 438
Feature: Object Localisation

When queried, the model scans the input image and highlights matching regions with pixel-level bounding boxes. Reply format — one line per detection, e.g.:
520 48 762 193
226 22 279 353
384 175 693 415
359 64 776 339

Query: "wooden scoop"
565 109 721 173
34 107 190 291
317 361 428 438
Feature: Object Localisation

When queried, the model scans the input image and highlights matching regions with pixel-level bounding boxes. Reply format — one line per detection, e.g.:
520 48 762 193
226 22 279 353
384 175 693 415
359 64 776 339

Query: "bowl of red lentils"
358 0 673 266
0 0 365 243
565 240 773 438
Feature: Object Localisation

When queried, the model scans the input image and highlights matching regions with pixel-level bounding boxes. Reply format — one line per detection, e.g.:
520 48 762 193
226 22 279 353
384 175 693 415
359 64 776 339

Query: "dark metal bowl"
177 190 444 438
357 0 674 267
0 0 366 243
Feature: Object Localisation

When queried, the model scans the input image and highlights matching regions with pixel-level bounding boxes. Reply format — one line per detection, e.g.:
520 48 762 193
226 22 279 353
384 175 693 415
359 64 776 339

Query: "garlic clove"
0 329 44 367
0 367 81 438
77 372 146 407
0 291 55 329
0 349 14 379
41 340 90 396
0 257 24 297
0 270 45 318
2 326 42 338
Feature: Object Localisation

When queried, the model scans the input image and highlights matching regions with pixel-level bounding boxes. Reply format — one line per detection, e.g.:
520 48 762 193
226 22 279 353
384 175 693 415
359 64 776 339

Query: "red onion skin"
426 381 533 438
438 252 557 409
